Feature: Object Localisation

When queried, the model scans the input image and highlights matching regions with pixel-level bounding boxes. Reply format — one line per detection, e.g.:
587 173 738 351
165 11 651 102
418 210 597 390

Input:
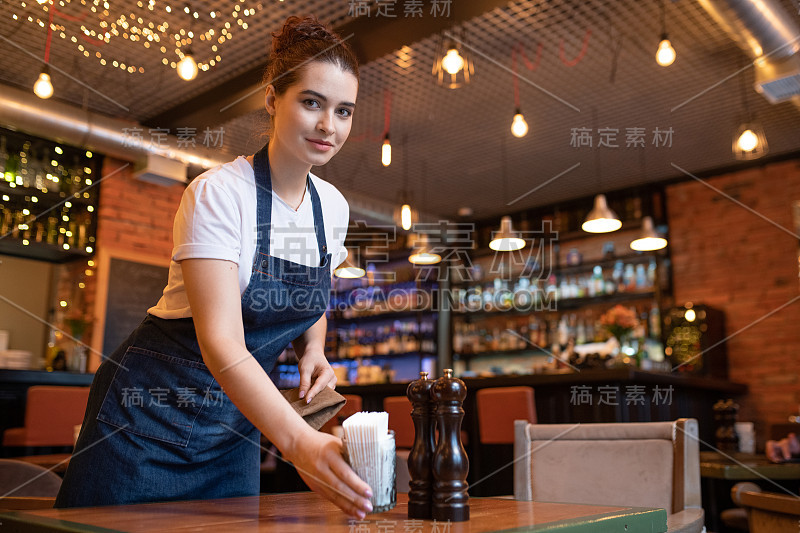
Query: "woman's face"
266 61 358 168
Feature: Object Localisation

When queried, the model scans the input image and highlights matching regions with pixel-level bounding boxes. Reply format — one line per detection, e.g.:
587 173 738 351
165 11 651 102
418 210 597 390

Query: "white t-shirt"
148 156 349 319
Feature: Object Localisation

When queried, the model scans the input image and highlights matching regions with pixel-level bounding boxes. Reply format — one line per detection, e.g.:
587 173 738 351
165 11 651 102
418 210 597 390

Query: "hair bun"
272 16 339 56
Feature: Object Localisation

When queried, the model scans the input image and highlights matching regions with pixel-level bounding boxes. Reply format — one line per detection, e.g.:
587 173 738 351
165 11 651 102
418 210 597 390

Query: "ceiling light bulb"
489 216 526 251
511 111 528 138
737 129 758 152
408 233 441 265
400 204 412 231
630 216 668 251
442 47 465 75
177 53 198 80
656 36 676 67
582 194 622 233
382 135 391 167
33 68 53 99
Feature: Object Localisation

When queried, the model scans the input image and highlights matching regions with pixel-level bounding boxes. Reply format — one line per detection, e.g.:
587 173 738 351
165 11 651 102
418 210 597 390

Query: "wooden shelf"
453 290 657 319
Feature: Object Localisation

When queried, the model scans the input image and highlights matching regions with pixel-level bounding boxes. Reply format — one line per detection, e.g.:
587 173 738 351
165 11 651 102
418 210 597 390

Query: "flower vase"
612 334 639 368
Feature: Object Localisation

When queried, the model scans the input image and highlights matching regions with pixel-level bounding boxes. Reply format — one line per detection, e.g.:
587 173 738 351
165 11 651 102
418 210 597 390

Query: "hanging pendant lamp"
489 216 525 251
408 233 441 265
582 194 622 233
630 216 667 251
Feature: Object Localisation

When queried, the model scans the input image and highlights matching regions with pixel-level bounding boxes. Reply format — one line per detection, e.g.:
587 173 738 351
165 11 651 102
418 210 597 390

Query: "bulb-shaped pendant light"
489 216 525 251
582 194 622 233
433 30 474 89
656 35 676 67
442 45 465 75
630 216 667 251
33 66 53 99
177 51 199 81
382 134 392 167
655 1 676 67
400 203 412 231
511 109 529 138
408 233 441 265
733 123 768 160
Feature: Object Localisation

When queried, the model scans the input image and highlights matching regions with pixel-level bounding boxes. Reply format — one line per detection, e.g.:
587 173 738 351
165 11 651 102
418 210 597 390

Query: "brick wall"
96 158 184 261
666 158 800 436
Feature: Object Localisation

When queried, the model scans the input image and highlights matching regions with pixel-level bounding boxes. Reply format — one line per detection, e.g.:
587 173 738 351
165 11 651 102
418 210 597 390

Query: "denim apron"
56 144 332 507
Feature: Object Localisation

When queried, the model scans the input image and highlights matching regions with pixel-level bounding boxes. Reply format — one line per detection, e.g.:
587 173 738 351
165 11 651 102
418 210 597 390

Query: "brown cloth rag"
280 387 347 431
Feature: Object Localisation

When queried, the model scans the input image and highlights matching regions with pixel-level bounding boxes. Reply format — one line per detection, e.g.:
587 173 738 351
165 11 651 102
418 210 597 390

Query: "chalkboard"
101 257 169 356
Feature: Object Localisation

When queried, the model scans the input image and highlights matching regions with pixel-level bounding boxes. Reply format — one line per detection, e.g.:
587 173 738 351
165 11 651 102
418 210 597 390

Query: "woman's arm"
181 258 372 517
292 314 336 403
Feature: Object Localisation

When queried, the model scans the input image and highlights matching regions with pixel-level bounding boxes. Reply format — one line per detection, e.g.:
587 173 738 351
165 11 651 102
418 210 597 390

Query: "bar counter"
338 368 746 439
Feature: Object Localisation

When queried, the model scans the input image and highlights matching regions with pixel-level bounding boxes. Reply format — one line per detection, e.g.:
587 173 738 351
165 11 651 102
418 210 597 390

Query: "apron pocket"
97 346 215 447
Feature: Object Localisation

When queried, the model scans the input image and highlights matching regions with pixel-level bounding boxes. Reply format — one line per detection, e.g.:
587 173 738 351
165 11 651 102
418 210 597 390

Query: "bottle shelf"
0 238 93 263
329 350 436 363
330 309 437 322
454 348 549 360
452 290 657 319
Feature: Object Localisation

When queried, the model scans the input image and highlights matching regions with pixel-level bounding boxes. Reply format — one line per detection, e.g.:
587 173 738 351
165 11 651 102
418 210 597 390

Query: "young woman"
56 16 373 519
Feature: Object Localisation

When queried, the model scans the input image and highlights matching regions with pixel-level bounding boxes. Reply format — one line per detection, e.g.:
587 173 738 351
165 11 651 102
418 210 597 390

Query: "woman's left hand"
297 349 336 403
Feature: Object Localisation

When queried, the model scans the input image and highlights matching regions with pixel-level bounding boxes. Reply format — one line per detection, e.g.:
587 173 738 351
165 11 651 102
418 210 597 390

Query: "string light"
7 1 263 76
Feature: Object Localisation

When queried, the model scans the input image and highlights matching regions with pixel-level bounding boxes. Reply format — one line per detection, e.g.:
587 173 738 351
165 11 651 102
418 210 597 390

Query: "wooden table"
0 492 667 532
699 451 800 531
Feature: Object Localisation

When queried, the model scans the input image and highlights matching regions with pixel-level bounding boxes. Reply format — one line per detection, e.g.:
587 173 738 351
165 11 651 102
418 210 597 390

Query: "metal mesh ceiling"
2 0 799 220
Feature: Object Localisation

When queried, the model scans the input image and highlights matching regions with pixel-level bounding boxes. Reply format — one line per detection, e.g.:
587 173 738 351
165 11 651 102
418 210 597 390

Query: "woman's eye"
337 108 352 118
304 99 320 108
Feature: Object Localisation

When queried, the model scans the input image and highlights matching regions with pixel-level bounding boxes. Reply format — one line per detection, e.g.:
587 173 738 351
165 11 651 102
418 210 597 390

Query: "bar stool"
474 386 536 496
476 386 536 444
383 396 414 492
320 394 363 435
3 386 90 451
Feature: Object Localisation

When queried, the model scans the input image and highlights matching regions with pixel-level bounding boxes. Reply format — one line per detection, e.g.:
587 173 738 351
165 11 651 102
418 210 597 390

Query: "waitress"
56 16 373 519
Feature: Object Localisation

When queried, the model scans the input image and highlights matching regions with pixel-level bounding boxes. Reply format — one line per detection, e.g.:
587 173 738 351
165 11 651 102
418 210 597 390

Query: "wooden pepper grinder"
406 371 436 519
431 368 469 522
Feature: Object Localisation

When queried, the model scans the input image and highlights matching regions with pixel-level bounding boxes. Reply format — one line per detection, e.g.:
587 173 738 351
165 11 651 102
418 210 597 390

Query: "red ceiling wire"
44 0 55 64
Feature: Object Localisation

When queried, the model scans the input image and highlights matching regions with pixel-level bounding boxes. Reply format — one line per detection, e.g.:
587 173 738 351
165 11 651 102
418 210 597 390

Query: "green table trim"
699 452 800 480
0 511 123 533
494 506 667 533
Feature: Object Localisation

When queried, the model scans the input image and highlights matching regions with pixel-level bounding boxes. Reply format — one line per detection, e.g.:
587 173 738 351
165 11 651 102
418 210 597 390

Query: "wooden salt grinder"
406 371 436 519
431 368 469 522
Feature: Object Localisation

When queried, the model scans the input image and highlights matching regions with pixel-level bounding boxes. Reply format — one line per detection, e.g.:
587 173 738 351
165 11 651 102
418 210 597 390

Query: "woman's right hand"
285 428 373 519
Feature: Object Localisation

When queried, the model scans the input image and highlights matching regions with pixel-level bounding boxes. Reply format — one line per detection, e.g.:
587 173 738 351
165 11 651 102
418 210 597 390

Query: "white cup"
736 421 755 454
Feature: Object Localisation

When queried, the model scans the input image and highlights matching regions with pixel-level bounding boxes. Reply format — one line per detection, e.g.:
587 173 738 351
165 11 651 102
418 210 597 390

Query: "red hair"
263 16 359 95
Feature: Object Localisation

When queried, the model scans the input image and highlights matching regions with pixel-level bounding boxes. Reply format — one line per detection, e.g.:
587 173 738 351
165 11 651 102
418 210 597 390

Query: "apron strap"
252 143 329 265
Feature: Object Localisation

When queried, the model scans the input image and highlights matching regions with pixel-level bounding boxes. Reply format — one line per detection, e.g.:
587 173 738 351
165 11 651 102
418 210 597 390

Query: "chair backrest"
476 386 536 444
320 394 363 435
513 418 701 514
383 396 414 449
0 459 62 497
24 386 90 446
